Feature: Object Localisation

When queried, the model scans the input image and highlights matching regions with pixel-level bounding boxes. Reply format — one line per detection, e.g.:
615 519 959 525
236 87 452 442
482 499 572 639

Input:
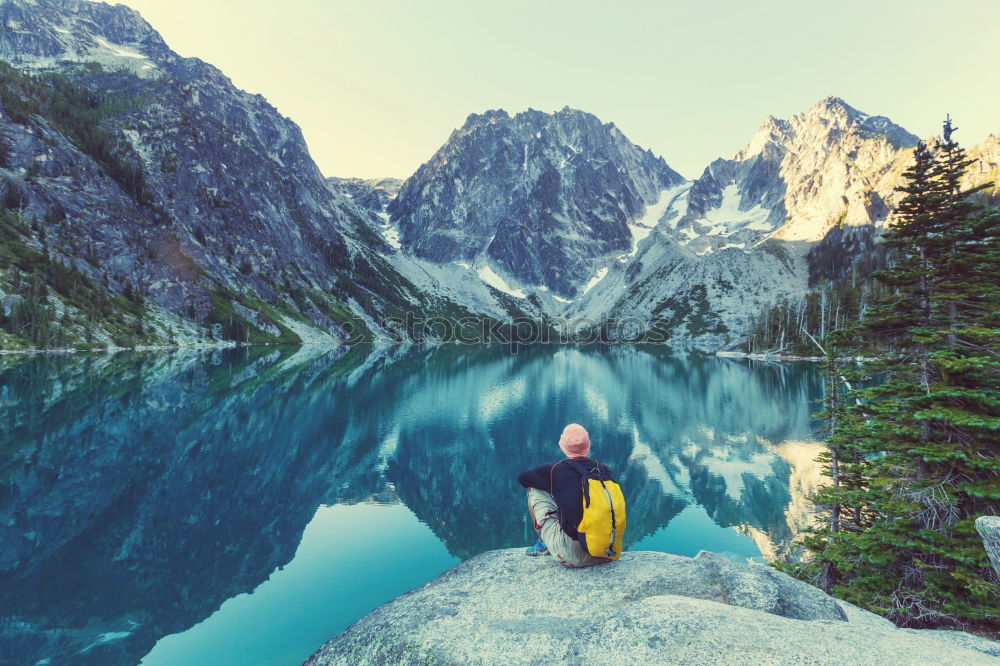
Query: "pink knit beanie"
558 423 591 459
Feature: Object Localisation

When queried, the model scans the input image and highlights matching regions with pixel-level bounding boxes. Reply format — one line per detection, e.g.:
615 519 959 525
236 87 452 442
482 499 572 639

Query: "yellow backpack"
566 459 627 560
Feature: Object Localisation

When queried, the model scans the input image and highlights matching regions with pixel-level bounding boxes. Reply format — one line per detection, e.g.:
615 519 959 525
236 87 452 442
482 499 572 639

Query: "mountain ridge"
0 0 541 350
387 105 684 300
0 0 996 351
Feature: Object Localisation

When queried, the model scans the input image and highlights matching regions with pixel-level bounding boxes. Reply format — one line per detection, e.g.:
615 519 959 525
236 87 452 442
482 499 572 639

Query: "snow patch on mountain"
623 181 694 260
93 36 144 60
477 264 526 299
581 267 609 295
381 225 402 250
701 184 773 234
662 182 693 228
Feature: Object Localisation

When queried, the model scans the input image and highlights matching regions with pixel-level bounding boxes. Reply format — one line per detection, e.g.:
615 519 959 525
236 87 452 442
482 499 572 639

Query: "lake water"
0 344 827 666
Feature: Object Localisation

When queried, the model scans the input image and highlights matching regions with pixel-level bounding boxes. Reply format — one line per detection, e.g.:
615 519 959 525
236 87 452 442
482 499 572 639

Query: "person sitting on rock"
517 423 615 568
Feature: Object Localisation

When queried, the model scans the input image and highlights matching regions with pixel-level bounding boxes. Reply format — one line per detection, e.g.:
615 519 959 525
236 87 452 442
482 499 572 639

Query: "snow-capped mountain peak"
655 97 920 254
388 106 685 299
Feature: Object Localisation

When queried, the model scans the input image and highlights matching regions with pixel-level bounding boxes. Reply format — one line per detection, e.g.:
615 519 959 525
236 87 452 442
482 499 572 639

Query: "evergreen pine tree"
783 119 1000 629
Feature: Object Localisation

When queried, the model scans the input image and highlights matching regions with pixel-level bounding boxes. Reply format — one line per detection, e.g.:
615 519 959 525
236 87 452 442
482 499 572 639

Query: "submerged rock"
976 516 1000 580
304 549 999 665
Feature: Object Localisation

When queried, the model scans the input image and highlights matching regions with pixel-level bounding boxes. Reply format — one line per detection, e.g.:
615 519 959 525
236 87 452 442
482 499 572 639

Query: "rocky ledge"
304 549 1000 665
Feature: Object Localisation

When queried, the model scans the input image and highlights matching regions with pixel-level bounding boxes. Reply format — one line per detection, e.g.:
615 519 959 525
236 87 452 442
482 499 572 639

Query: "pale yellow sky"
121 0 1000 180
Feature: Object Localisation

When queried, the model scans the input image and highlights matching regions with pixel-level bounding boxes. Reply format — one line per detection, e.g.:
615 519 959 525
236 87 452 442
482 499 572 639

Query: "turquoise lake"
0 344 827 665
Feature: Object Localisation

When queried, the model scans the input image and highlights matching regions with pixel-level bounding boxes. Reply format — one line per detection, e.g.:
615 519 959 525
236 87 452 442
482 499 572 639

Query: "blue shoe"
525 539 548 556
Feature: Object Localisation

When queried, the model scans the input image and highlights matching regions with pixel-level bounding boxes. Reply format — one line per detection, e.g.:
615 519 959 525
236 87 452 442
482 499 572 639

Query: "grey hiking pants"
526 488 610 568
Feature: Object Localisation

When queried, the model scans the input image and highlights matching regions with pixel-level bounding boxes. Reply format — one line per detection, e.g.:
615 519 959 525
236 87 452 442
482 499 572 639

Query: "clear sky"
120 0 1000 180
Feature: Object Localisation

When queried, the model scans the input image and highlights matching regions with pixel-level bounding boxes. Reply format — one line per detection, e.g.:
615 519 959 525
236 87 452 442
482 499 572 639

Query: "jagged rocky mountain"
965 132 1000 191
0 0 533 350
387 108 684 300
349 96 996 344
662 98 919 255
561 98 927 339
0 0 996 350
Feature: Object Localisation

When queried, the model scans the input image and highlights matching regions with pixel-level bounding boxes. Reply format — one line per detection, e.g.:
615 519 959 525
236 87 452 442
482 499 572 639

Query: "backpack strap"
549 459 565 496
548 460 572 526
564 458 593 507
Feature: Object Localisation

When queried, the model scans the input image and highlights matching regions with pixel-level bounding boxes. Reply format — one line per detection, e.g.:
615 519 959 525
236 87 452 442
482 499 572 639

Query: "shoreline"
2 343 852 361
717 351 878 363
0 340 274 356
716 351 825 362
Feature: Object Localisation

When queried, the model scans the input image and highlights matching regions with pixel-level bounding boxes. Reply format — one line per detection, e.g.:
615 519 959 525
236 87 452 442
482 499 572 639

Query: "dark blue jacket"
517 458 615 538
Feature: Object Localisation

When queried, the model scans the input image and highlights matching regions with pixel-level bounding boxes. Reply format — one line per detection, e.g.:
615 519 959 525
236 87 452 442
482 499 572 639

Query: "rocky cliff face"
0 0 351 330
388 107 684 299
0 0 531 349
0 0 165 72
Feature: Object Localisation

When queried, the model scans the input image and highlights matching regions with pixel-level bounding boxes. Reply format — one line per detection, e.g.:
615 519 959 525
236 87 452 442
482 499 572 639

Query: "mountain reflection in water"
0 344 826 665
